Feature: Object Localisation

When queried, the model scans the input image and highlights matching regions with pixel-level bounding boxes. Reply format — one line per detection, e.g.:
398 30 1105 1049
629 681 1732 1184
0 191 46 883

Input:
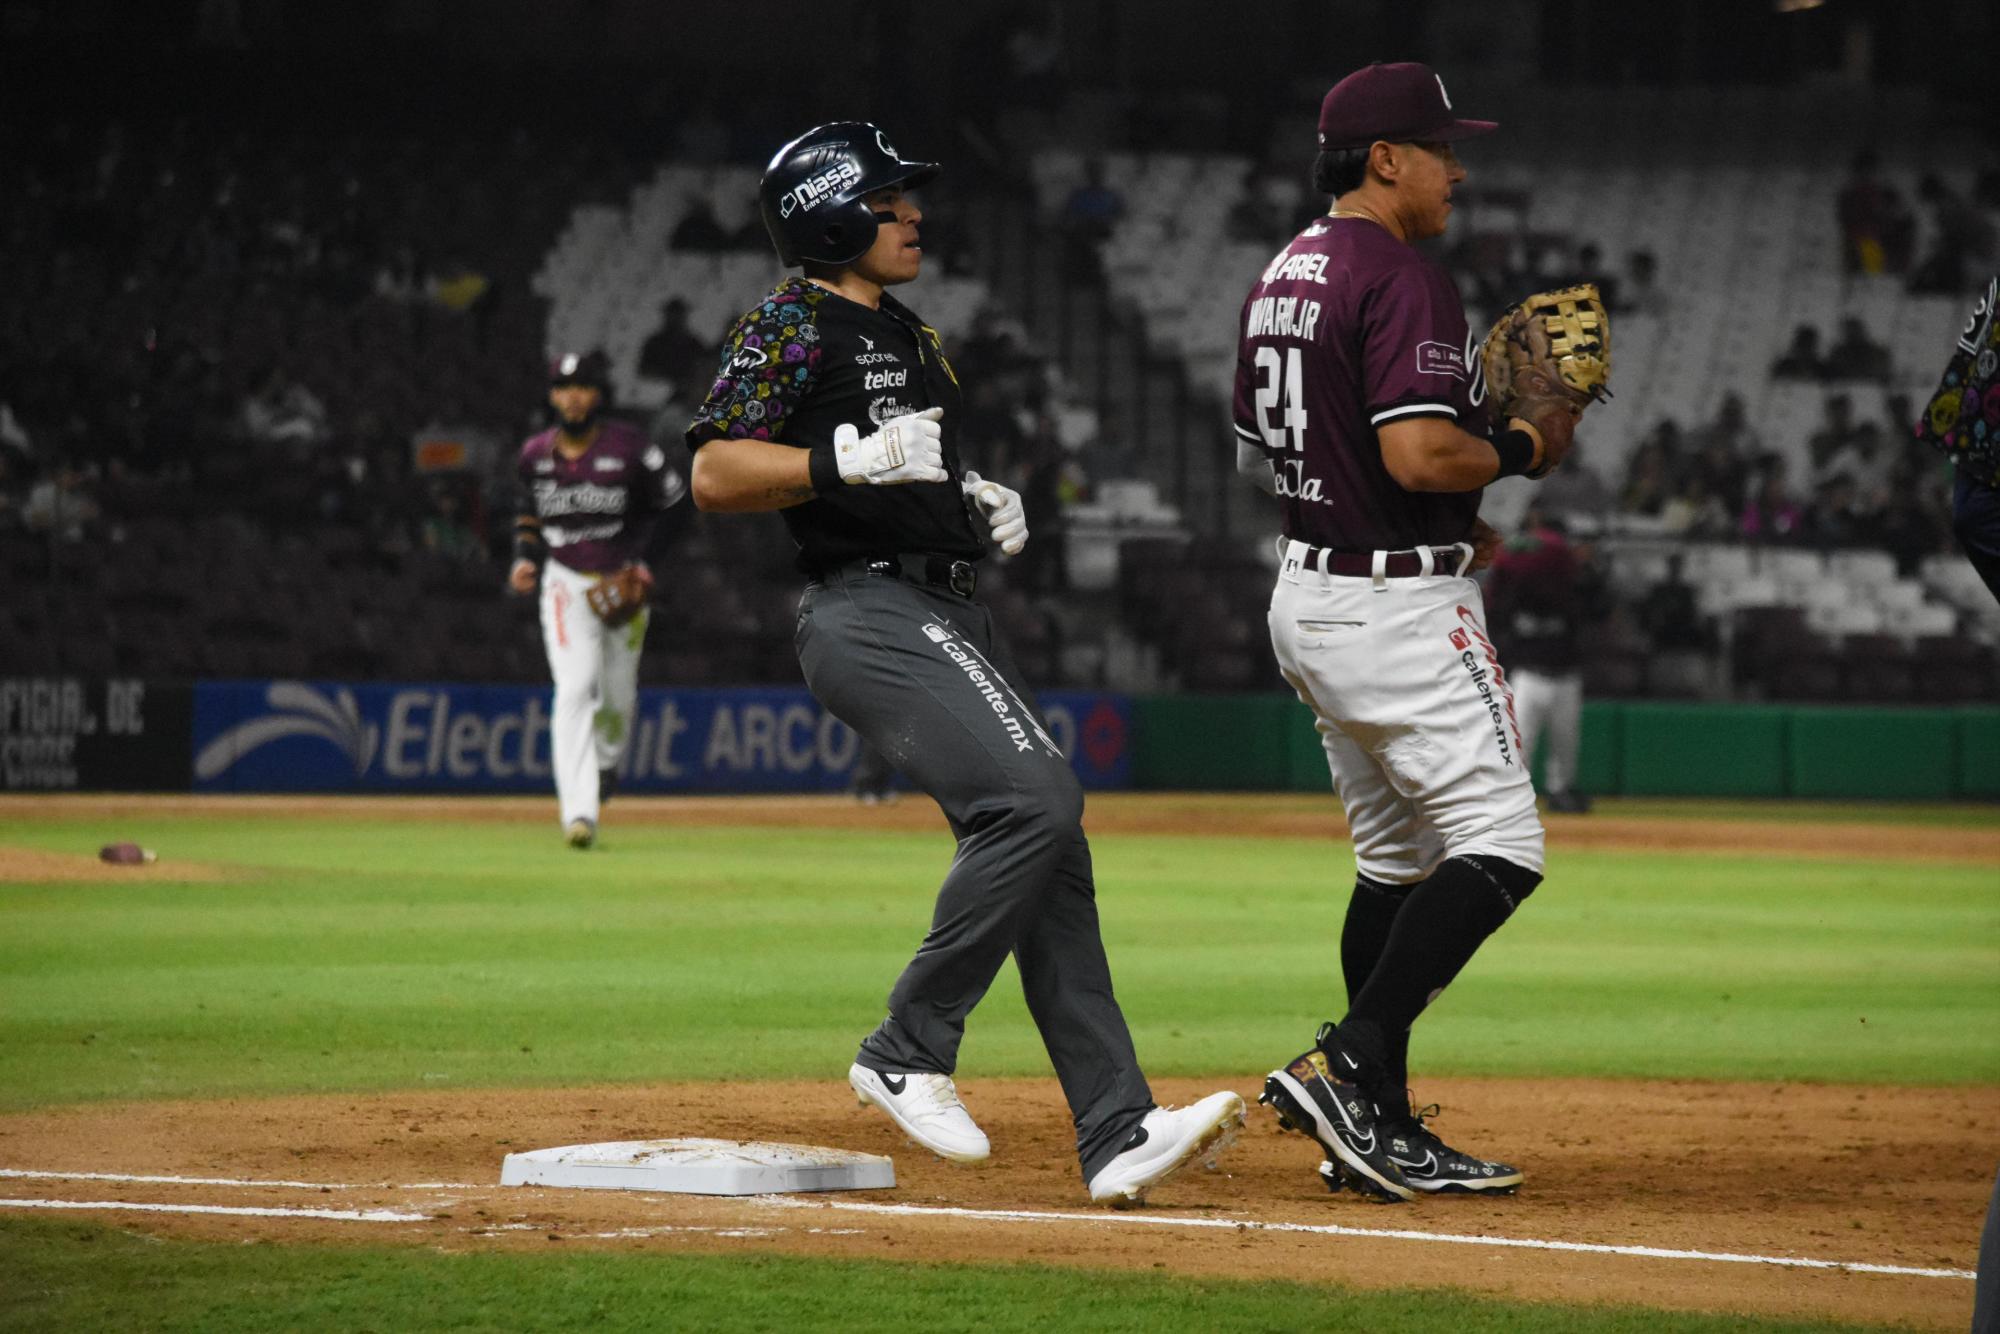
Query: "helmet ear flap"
818 211 879 265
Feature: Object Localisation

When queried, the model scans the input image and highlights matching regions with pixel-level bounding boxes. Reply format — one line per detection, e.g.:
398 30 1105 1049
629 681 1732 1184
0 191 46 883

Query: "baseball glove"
1481 284 1613 475
585 566 651 627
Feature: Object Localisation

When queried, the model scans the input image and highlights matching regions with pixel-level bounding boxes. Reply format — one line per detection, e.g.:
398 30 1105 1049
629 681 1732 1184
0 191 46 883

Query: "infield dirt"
0 1075 1989 1330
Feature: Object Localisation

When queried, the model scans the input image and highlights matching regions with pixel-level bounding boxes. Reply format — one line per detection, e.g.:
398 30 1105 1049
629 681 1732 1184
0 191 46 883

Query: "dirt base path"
2 1077 1991 1330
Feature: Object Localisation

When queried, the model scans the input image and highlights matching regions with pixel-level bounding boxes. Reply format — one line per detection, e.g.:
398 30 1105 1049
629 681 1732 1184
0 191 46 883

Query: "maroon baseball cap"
1317 62 1497 150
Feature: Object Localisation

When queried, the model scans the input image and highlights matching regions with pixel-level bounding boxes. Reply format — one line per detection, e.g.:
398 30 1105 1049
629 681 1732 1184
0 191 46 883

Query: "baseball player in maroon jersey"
510 351 687 847
1233 63 1578 1202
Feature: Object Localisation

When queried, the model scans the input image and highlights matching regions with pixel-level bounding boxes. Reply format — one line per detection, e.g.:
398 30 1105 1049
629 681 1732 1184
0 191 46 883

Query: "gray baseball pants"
795 564 1153 1180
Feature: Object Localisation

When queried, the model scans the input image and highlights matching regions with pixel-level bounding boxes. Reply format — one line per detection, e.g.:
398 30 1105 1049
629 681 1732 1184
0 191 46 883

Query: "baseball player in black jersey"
686 122 1243 1206
1234 64 1579 1202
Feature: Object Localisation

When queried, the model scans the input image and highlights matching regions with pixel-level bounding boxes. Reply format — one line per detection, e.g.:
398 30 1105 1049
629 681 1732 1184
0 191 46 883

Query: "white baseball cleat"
848 1063 990 1163
1087 1090 1247 1208
565 818 595 849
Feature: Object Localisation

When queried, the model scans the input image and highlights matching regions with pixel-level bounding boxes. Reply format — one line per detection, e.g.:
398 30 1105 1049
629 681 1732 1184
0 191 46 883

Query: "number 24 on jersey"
1255 347 1308 452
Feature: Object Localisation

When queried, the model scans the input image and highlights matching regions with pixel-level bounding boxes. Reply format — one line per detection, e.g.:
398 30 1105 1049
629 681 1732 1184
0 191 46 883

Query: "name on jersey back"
1246 295 1322 341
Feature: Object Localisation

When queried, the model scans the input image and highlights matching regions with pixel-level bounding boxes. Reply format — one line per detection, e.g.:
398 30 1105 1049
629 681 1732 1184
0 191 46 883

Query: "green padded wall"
1958 709 2000 799
1130 697 1997 800
1788 708 1958 799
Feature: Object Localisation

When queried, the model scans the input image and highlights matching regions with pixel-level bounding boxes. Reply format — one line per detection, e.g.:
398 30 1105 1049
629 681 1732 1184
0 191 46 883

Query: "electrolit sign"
191 681 1132 792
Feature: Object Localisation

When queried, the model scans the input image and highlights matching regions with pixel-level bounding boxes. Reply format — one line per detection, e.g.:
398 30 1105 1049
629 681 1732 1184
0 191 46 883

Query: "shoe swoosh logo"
881 1073 906 1095
1122 1125 1149 1152
1391 1149 1438 1174
1314 1075 1375 1153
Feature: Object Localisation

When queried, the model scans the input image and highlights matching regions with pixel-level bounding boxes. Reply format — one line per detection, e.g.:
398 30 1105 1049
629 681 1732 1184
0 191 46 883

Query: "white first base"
499 1138 894 1195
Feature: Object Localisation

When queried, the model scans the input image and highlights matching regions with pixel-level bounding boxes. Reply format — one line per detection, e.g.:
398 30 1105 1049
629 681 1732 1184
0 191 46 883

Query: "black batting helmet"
758 122 940 268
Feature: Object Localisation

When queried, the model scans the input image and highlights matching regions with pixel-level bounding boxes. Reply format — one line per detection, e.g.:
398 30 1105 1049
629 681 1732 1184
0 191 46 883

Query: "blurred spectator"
1226 166 1284 244
1694 391 1762 460
1836 149 1915 276
237 364 329 449
0 445 27 531
1058 158 1125 286
637 298 714 402
1908 173 1996 296
1636 553 1715 654
670 198 731 252
1620 249 1664 316
1635 552 1716 696
1875 457 1954 576
1485 515 1598 813
1534 438 1613 529
1807 394 1861 478
0 401 31 457
1802 473 1865 547
419 479 482 562
1739 457 1803 542
427 257 490 313
1821 315 1891 383
1813 418 1891 508
1618 424 1679 517
1688 393 1756 512
1770 324 1826 381
1572 242 1619 311
22 459 100 542
1659 472 1732 538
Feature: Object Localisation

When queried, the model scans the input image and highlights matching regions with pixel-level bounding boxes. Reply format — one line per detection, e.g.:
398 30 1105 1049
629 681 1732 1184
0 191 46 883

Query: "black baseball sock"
1342 855 1540 1096
1340 874 1414 1115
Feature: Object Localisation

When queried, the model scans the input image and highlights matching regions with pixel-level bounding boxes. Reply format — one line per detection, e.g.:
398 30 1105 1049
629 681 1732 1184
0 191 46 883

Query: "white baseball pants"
1508 667 1583 795
538 560 648 830
1268 560 1545 884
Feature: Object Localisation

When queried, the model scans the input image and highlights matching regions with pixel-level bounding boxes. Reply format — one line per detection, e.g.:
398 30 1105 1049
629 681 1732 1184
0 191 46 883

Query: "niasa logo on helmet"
780 159 863 218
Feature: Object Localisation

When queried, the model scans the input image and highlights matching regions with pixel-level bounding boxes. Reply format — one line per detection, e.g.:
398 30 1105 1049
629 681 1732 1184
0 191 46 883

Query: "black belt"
845 553 978 598
1280 537 1473 579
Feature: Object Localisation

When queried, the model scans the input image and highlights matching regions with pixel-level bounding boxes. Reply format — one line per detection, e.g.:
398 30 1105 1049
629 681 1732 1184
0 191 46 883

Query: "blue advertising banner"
190 681 1131 794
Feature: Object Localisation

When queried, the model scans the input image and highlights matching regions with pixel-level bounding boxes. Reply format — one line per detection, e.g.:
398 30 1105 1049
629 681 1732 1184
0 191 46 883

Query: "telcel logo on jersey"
863 368 906 390
779 159 862 218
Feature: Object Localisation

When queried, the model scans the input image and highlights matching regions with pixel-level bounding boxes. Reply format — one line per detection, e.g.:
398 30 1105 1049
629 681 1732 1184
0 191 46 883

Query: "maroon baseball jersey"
1232 216 1489 550
516 418 686 574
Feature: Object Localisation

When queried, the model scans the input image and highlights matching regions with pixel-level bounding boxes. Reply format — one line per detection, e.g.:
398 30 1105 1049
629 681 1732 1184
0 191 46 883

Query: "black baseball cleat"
1378 1105 1523 1194
1260 1022 1416 1203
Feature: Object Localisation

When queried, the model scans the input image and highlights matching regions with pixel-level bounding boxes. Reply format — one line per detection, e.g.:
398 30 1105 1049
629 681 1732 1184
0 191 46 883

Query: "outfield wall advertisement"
188 680 1134 793
1 677 193 792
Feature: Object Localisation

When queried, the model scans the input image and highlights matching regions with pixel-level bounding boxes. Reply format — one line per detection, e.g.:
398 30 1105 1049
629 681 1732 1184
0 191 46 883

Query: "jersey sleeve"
684 291 822 451
640 441 688 512
512 441 544 558
1359 261 1473 428
1914 275 1999 483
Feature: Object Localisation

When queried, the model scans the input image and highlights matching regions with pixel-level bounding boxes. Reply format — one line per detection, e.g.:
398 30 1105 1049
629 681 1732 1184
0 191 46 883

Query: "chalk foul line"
0 1167 1974 1280
0 1198 426 1223
752 1195 1975 1282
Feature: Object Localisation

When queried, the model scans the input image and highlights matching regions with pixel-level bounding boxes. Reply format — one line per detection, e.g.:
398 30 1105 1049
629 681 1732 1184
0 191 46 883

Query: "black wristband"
1491 427 1537 478
808 444 843 494
511 529 545 564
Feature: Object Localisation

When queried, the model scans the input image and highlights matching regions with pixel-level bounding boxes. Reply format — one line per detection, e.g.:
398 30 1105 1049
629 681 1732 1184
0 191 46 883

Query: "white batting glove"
833 406 948 485
962 470 1029 555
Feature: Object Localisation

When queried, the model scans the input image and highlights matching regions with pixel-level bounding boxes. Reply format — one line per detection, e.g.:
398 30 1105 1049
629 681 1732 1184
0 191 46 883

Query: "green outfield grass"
1 806 1997 1110
0 1217 1914 1334
1 800 1992 1332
